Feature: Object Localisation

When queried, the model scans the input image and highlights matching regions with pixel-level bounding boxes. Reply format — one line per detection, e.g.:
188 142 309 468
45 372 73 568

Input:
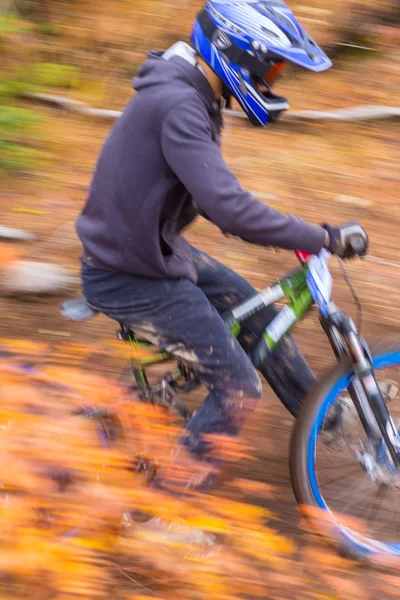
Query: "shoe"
123 513 216 546
121 512 216 547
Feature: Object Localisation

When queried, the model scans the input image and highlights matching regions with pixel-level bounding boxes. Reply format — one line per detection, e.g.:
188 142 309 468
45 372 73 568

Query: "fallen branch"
226 105 400 122
23 91 400 122
23 92 123 120
284 105 400 121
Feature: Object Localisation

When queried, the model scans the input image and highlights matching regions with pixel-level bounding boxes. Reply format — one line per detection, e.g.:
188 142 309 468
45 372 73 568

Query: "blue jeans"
82 246 315 494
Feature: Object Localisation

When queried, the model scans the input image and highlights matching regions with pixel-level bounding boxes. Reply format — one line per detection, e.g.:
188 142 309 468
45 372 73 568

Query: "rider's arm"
161 98 327 254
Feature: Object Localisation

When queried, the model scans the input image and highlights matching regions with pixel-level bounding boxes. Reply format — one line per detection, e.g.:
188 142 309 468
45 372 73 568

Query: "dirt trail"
0 105 399 537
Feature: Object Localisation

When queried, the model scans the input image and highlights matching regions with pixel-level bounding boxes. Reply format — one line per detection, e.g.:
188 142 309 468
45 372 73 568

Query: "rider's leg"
191 247 316 417
82 262 262 495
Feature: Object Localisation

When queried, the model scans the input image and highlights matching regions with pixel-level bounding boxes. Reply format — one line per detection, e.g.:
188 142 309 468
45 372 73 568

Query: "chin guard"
222 84 232 107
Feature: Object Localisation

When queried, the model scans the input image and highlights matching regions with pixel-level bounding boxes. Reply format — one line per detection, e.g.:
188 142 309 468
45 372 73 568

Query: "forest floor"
1 97 400 536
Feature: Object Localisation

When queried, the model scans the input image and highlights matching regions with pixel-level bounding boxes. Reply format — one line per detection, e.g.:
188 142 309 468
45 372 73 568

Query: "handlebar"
295 232 368 264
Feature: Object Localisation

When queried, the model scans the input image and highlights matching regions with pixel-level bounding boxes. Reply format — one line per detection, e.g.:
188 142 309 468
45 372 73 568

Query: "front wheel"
290 339 400 561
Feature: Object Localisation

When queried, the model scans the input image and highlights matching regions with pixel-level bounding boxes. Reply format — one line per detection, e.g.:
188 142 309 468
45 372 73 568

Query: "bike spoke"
339 479 374 515
365 484 388 527
319 464 361 488
324 472 370 506
317 459 358 472
394 501 400 541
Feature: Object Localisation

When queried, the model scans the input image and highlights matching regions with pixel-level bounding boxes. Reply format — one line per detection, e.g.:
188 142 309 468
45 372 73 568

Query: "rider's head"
191 0 332 127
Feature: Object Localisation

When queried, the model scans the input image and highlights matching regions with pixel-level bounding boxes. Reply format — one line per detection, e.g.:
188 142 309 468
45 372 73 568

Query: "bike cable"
335 253 400 333
366 255 400 270
337 257 363 332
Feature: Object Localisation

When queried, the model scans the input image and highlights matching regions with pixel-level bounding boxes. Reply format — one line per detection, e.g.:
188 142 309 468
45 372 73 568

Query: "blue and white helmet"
191 0 332 126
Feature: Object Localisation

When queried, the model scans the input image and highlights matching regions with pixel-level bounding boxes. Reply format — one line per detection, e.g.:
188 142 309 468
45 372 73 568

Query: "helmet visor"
264 60 287 85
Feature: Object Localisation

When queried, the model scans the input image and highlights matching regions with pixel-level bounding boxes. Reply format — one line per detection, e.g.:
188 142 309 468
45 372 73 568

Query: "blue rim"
308 350 400 556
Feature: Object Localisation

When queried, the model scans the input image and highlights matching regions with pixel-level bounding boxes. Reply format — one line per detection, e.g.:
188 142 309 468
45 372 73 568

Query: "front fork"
322 310 400 470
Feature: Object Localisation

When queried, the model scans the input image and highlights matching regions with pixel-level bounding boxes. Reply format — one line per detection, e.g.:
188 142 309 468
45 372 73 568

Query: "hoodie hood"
134 44 221 118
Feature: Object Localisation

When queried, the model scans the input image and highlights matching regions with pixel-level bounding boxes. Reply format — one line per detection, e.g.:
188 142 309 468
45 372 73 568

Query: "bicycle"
61 233 400 561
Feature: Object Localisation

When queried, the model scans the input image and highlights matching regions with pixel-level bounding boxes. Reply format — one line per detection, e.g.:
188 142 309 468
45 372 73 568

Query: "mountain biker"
77 0 368 516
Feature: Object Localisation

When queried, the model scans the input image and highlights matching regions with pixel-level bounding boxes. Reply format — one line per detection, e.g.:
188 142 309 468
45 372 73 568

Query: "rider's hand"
322 222 369 259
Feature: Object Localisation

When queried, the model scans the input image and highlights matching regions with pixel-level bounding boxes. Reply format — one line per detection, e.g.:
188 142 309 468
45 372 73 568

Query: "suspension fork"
324 309 400 468
320 315 381 441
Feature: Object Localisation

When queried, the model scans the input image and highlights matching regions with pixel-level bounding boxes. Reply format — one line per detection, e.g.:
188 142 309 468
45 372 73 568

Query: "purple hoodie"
77 48 326 282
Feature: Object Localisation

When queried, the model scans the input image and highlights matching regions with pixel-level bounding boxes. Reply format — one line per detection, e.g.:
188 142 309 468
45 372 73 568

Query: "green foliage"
30 62 80 89
36 21 60 37
0 16 81 176
0 105 37 133
0 15 49 173
0 105 43 173
0 15 26 35
0 80 31 98
0 139 43 172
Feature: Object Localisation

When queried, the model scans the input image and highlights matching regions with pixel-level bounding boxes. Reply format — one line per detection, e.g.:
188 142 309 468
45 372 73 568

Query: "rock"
1 261 75 296
0 226 36 242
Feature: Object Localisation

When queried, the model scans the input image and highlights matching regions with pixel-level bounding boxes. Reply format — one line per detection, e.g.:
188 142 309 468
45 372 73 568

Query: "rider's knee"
234 369 262 400
251 371 263 399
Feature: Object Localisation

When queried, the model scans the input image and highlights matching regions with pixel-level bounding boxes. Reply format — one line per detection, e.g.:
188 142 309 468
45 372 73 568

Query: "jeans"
82 246 316 495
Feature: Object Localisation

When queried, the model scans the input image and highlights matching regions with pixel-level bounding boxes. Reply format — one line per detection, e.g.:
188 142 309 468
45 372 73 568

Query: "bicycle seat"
60 298 98 321
60 299 149 345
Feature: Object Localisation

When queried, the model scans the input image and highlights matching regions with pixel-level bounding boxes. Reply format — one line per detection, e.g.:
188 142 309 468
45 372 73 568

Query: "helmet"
191 0 332 126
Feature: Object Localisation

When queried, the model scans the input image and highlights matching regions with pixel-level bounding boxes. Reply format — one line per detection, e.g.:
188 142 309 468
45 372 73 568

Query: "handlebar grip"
349 234 367 256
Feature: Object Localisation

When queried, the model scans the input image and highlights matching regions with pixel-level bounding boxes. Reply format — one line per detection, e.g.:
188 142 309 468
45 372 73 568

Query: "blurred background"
0 0 400 598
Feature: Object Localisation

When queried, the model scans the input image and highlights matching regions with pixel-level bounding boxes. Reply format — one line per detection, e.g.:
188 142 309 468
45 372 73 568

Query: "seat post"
116 323 133 341
116 322 152 401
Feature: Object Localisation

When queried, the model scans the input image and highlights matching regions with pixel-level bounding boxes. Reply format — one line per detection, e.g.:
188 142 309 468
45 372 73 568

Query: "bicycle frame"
123 254 315 379
123 248 400 471
123 252 314 400
222 261 314 351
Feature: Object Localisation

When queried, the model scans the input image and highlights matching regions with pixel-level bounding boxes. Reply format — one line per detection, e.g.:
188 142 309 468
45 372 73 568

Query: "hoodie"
76 43 326 282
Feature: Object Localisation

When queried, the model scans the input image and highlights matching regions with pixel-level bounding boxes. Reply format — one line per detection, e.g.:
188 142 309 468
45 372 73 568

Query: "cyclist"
77 0 368 520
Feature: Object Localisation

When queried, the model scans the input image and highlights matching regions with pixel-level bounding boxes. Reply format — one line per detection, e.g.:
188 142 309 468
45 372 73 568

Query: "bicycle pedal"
135 456 156 472
81 408 109 419
135 458 150 473
138 388 153 402
135 458 158 484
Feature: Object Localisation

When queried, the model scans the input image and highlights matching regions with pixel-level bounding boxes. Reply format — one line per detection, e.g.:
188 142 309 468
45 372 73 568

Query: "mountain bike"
61 234 400 561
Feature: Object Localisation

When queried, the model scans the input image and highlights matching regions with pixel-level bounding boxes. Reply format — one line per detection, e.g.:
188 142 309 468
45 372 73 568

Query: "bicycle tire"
290 338 400 561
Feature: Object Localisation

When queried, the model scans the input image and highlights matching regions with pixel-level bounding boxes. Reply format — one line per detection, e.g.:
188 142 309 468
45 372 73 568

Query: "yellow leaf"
12 207 47 214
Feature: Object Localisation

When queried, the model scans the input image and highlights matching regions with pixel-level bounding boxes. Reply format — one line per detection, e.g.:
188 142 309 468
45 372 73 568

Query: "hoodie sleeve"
161 98 326 254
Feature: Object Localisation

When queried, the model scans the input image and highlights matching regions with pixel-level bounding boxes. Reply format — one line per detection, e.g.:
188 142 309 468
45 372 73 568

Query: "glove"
323 222 369 259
